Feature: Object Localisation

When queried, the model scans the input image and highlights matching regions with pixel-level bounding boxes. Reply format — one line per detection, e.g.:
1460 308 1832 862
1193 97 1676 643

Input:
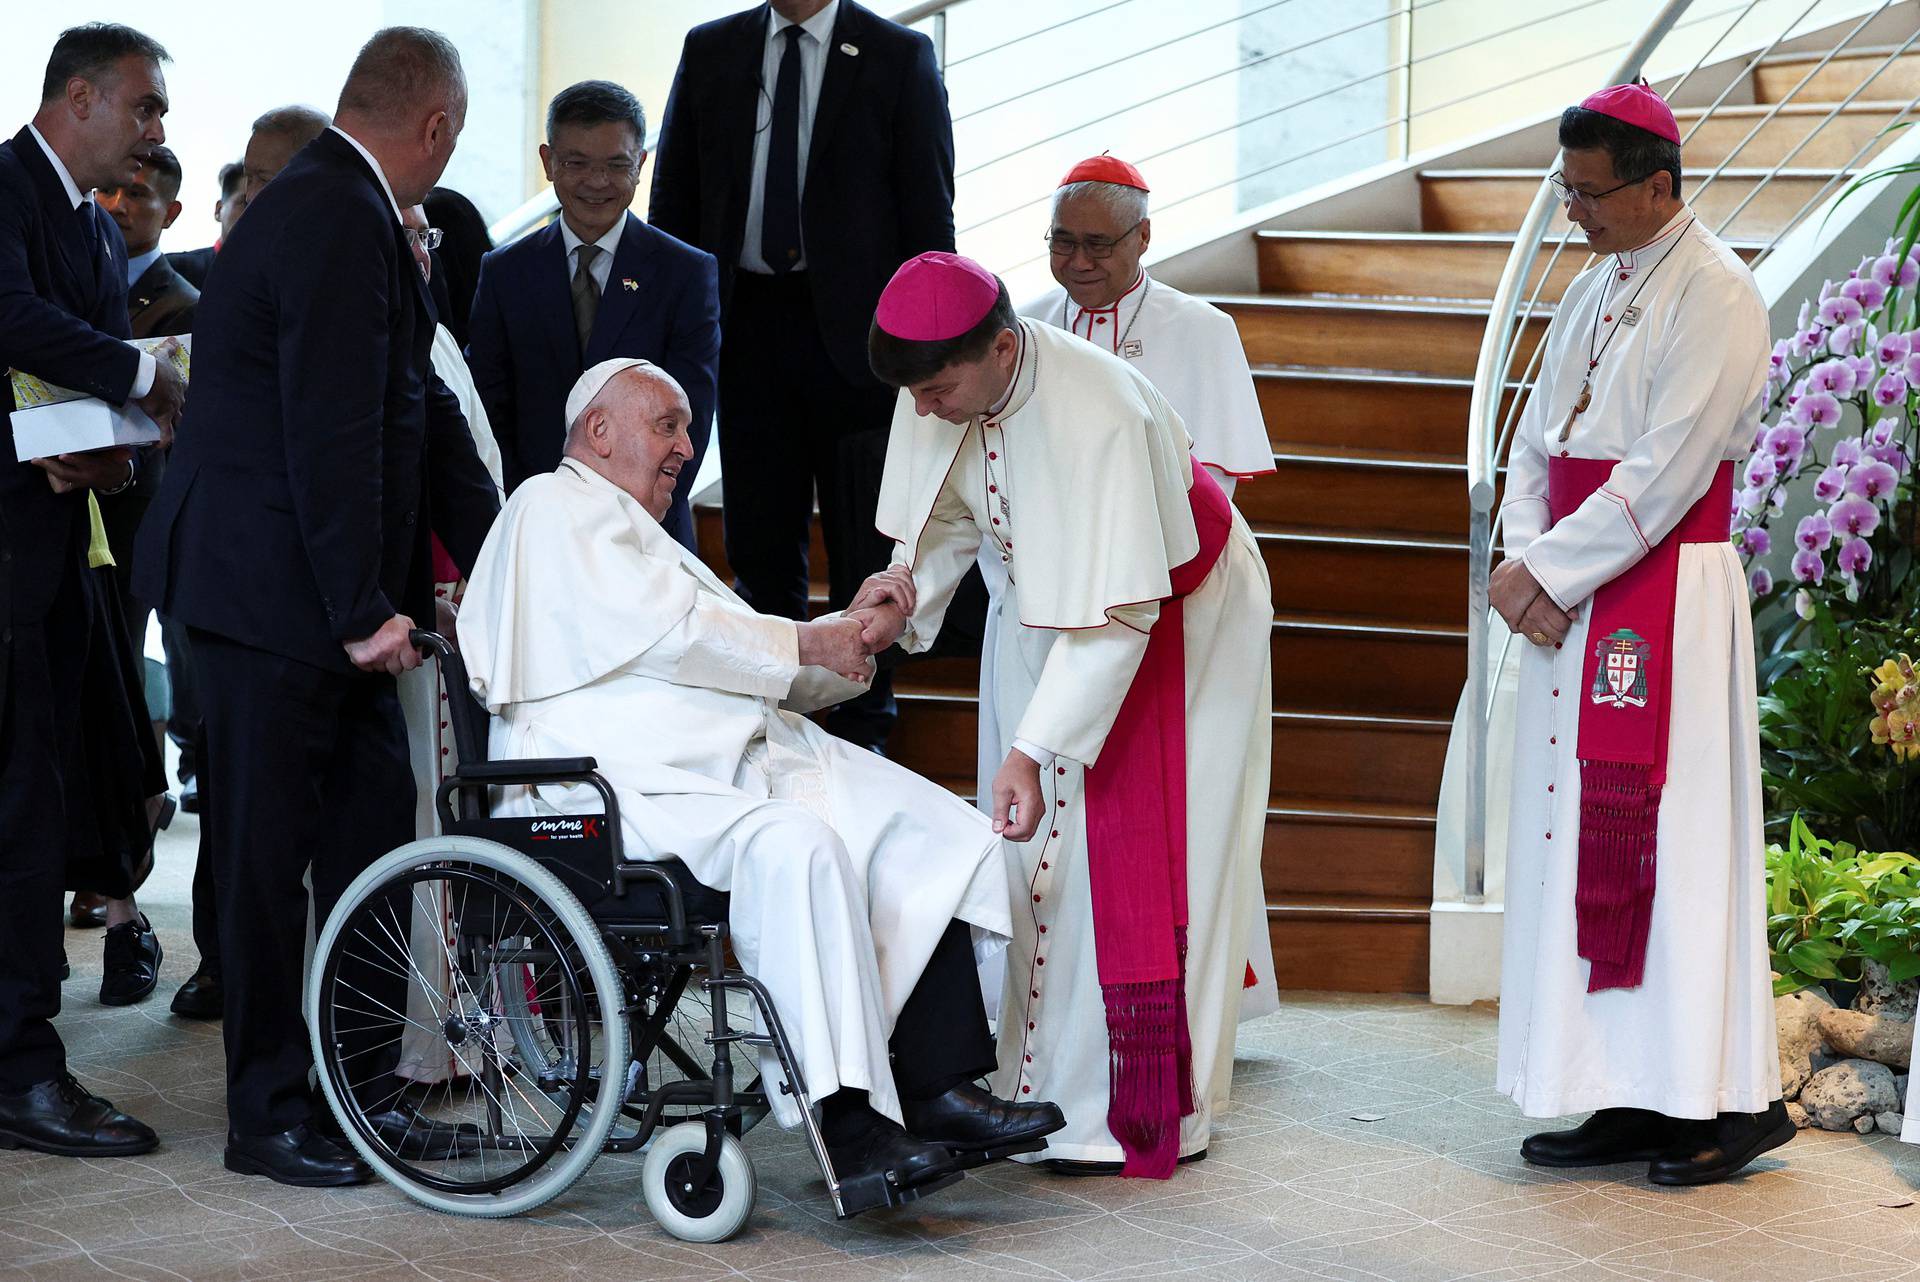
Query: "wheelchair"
304 631 959 1240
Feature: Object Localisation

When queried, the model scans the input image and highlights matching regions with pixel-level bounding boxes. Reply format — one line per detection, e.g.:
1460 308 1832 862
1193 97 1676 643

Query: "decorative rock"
1777 989 1833 1098
1818 1007 1914 1070
1899 1074 1910 1097
1801 1060 1901 1131
1877 1110 1905 1135
1855 1114 1877 1133
1856 961 1918 1021
1786 1101 1812 1129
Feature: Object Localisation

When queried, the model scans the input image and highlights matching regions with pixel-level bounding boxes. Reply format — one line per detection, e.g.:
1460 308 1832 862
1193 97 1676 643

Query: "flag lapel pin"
621 277 639 292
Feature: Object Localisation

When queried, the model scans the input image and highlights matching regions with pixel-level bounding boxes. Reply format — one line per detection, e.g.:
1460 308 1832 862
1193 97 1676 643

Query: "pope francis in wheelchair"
304 358 1062 1241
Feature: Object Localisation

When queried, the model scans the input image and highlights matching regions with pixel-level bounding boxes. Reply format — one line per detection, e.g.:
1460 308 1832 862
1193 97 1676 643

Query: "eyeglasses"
556 157 641 181
1044 220 1144 260
1548 170 1651 209
403 226 443 251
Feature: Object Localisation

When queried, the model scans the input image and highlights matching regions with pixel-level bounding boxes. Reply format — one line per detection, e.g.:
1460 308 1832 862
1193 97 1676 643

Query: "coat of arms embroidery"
1591 627 1651 708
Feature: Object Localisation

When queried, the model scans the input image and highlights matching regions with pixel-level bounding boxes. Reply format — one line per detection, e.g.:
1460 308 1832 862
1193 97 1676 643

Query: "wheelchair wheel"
308 836 630 1217
640 1121 756 1243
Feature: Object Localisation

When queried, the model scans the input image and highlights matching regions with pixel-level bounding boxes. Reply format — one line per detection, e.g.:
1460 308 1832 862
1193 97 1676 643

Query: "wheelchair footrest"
834 1167 964 1217
944 1135 1051 1172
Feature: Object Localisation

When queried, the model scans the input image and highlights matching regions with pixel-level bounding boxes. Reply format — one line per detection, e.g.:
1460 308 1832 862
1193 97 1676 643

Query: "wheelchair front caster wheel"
641 1122 756 1242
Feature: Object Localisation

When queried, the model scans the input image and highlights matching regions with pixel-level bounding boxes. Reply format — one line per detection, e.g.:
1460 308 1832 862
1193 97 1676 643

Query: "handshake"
795 566 919 684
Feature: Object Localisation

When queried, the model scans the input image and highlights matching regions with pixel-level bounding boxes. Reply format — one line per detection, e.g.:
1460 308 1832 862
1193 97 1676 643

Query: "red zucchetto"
1577 82 1680 143
1058 153 1150 191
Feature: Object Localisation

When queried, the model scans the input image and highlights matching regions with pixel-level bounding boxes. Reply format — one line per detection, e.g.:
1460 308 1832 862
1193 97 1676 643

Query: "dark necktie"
762 25 804 274
572 243 602 355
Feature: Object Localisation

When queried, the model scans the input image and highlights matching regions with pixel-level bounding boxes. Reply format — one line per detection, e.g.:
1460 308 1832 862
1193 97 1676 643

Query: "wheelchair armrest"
451 756 600 782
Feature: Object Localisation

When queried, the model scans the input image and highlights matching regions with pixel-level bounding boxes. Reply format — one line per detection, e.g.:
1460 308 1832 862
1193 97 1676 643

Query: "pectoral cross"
1558 367 1595 442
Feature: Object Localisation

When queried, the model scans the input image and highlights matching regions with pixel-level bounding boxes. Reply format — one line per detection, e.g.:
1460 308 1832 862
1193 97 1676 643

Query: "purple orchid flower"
1878 330 1913 365
1831 437 1865 467
1808 360 1856 396
1847 459 1901 500
1874 372 1909 407
1820 294 1865 328
1744 452 1778 489
1749 567 1774 597
1868 443 1908 471
1844 276 1890 310
1839 538 1874 575
1813 465 1851 503
1792 391 1842 428
1791 549 1825 584
1741 526 1773 557
1795 512 1833 552
1829 321 1865 357
1830 494 1882 539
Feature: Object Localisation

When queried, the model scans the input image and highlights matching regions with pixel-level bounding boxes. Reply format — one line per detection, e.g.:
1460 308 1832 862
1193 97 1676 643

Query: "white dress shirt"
327 125 404 222
27 123 156 398
560 216 623 296
739 0 839 274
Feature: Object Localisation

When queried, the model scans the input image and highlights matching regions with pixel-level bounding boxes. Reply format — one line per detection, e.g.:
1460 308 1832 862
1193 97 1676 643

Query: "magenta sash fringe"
1083 462 1230 1178
1547 458 1731 994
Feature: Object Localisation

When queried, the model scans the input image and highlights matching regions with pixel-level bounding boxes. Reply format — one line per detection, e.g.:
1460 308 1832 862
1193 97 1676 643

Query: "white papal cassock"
1496 207 1777 1119
1013 272 1281 1024
456 459 1013 1128
398 323 505 1084
879 320 1272 1163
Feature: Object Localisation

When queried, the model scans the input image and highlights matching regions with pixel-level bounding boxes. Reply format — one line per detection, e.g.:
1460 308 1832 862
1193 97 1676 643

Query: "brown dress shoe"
68 892 108 929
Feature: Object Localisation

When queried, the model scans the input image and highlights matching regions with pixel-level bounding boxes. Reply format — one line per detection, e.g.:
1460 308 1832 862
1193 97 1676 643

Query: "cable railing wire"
941 0 1139 70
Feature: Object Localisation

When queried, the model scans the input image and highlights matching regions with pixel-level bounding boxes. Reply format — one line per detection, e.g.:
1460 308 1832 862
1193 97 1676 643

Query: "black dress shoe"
1647 1100 1794 1186
99 914 162 1006
68 892 108 929
178 775 200 814
224 1124 372 1187
827 1114 961 1188
314 1096 479 1160
901 1082 1067 1158
1520 1107 1679 1168
169 964 223 1019
0 1073 158 1156
1044 1149 1209 1176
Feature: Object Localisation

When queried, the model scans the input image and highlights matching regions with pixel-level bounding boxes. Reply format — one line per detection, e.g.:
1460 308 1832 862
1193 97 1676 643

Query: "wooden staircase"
692 47 1916 994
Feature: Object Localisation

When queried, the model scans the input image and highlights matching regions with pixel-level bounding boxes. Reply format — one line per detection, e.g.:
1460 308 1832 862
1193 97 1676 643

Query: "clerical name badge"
1592 628 1651 708
1621 304 1642 327
1121 338 1144 358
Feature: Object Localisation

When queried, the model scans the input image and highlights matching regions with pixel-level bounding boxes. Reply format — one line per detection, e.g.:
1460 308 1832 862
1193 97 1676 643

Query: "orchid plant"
1734 238 1920 618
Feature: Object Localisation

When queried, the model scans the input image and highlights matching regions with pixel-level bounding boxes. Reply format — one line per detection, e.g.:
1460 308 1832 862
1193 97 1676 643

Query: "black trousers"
0 558 89 1092
190 629 414 1136
719 272 896 748
887 918 995 1101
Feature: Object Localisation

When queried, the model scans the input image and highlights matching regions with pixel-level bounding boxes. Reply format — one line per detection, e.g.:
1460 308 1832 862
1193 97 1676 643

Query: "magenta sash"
1082 460 1231 1179
1547 457 1732 993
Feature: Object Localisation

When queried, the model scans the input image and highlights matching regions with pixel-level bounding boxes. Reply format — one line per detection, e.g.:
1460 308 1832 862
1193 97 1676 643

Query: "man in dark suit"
137 26 499 1188
165 159 242 291
0 22 184 1159
650 0 955 750
468 80 718 548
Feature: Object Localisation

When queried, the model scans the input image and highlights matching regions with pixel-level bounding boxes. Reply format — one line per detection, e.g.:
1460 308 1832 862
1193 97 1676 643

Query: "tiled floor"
9 815 1920 1281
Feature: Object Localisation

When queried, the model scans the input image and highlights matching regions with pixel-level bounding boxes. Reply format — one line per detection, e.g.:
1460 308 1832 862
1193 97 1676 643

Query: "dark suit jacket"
136 129 499 674
128 253 196 339
648 0 955 388
0 127 141 654
165 244 215 291
466 212 720 513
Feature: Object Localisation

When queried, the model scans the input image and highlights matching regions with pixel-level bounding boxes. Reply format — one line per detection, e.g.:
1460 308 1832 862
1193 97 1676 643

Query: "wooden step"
1239 452 1488 538
1271 615 1465 719
1263 799 1436 903
1255 230 1591 302
1268 709 1450 809
1261 527 1467 628
1678 101 1911 169
1215 294 1550 379
1419 168 1849 238
891 696 1447 810
1752 47 1920 104
1267 902 1429 993
1256 368 1519 463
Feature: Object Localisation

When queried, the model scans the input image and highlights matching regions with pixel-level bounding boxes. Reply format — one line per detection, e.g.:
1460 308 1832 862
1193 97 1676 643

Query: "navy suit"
0 126 144 1091
650 0 956 747
136 128 499 1136
466 211 719 546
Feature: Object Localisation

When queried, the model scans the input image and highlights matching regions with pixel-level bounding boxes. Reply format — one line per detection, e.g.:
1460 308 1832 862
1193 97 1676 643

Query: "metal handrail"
1459 0 1916 905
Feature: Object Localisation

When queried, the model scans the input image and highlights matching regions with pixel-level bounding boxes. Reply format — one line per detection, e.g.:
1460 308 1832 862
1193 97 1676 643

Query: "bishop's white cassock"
455 458 1013 1128
1015 271 1280 1023
878 319 1273 1163
1496 206 1778 1119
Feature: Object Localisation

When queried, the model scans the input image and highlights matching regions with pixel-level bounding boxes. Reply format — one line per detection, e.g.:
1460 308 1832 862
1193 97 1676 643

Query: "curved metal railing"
1460 0 1920 903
